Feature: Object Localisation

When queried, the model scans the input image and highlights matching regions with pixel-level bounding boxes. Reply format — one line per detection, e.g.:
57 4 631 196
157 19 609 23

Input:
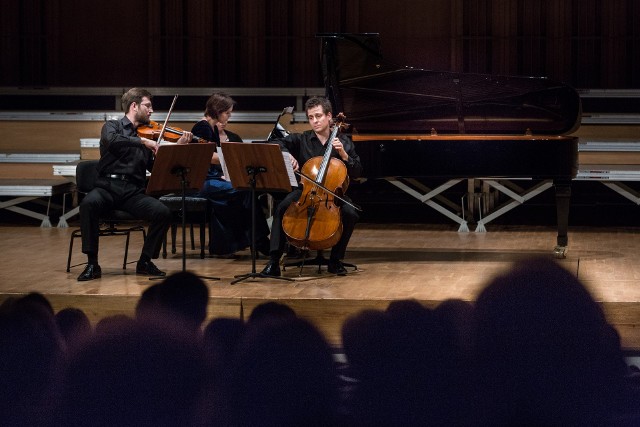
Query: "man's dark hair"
121 87 152 112
304 96 332 115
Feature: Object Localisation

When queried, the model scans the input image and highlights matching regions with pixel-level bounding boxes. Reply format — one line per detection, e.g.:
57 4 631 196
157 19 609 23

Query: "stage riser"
2 225 640 350
2 294 640 350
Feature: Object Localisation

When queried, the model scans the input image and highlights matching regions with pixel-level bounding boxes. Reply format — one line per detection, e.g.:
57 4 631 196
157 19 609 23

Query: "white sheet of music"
282 151 298 187
217 146 231 181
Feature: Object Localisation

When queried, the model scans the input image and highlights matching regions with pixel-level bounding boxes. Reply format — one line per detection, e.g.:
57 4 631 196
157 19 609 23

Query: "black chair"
283 247 358 274
159 194 210 259
66 160 147 272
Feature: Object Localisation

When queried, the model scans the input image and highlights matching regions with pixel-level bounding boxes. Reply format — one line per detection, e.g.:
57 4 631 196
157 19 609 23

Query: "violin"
137 120 213 145
282 113 349 251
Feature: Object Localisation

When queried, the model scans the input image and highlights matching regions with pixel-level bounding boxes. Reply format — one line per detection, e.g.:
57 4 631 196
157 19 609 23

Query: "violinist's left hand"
331 137 348 161
177 131 193 145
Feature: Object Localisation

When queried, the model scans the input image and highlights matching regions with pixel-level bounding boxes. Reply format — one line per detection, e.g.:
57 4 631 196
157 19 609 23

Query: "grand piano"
319 33 581 257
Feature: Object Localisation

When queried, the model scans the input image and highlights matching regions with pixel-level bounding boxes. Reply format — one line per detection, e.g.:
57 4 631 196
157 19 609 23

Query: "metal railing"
0 86 325 122
2 87 640 125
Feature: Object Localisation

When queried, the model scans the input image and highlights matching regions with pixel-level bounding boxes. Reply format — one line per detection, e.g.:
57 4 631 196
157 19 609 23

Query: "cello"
282 113 350 251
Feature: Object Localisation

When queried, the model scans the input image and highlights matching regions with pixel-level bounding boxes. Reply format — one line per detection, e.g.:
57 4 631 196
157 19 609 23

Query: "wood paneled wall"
1 0 639 89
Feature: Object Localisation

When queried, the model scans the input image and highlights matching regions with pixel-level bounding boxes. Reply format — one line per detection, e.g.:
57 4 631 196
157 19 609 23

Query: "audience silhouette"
341 299 474 426
135 271 209 335
247 300 297 325
2 261 640 426
340 308 398 426
55 307 93 352
0 294 64 426
227 315 340 427
55 312 206 427
473 256 633 426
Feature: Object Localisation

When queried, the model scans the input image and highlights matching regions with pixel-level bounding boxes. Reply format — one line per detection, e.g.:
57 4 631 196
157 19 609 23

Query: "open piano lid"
320 33 581 136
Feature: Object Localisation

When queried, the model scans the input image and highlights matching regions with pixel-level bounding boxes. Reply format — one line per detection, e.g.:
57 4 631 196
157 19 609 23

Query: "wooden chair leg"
67 230 80 272
122 231 131 269
162 232 168 258
171 224 177 254
199 219 206 259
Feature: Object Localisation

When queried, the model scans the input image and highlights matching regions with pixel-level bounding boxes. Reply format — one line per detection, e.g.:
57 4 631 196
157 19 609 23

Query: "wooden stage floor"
2 222 640 349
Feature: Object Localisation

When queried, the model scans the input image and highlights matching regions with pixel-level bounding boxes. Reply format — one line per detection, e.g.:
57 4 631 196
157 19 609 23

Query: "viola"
137 120 213 145
281 113 349 251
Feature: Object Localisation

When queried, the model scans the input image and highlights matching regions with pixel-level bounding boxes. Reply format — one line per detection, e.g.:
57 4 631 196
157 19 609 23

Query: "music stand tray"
146 144 213 195
221 142 293 284
146 143 218 280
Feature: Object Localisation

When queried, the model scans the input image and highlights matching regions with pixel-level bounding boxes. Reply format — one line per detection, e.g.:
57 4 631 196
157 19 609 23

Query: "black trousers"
80 177 171 260
268 188 359 261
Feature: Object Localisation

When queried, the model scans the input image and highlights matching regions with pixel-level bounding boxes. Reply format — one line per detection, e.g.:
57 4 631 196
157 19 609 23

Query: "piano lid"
319 33 581 136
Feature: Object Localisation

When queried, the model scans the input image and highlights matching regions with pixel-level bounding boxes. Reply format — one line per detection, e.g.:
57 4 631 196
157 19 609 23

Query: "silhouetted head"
136 272 209 334
56 318 206 426
230 316 339 426
55 307 92 351
473 256 627 425
0 294 64 425
247 301 297 325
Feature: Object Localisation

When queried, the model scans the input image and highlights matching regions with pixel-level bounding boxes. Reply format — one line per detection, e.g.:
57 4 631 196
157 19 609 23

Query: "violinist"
190 92 270 258
261 96 363 277
77 88 193 281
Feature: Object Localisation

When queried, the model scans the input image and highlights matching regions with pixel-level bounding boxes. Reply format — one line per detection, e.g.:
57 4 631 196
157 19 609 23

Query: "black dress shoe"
328 260 348 276
136 260 166 277
261 260 281 277
77 264 101 281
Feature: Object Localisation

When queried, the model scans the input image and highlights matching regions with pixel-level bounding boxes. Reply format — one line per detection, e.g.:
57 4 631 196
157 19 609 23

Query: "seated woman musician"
191 92 270 258
260 96 363 277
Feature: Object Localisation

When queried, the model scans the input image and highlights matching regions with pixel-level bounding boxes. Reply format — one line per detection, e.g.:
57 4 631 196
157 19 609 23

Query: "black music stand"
220 142 294 284
146 143 218 280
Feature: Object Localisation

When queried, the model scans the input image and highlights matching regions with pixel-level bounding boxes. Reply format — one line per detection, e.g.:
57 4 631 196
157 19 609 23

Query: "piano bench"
159 194 210 259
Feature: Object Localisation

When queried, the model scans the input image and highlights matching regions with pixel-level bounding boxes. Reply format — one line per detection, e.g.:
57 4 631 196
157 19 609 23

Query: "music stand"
221 142 294 284
146 143 218 280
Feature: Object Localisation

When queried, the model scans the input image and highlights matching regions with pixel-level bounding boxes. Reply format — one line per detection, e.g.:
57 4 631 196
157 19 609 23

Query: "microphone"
267 106 294 141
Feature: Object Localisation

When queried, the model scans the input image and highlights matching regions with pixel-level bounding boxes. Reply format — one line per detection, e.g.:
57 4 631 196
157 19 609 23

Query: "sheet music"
282 152 298 187
219 143 297 187
217 146 231 181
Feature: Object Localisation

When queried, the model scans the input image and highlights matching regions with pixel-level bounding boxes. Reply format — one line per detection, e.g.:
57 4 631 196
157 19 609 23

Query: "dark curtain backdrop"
2 0 639 89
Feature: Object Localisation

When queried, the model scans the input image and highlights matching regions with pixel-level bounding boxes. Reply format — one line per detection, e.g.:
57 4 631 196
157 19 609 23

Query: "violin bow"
295 170 363 212
155 94 178 146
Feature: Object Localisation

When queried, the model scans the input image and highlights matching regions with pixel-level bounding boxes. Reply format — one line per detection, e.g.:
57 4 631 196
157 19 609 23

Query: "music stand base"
147 268 220 281
149 274 220 281
230 163 294 285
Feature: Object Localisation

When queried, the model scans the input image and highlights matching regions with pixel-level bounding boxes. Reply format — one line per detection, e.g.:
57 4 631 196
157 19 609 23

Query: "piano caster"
553 245 567 259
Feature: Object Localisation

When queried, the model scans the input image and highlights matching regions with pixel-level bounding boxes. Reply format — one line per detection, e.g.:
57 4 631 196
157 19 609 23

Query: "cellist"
261 96 363 277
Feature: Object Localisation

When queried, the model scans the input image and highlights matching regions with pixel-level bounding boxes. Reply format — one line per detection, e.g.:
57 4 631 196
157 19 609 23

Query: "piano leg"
553 179 571 259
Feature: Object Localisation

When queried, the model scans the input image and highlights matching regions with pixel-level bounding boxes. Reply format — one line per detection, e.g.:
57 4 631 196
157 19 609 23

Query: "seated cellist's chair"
282 247 357 274
66 160 147 272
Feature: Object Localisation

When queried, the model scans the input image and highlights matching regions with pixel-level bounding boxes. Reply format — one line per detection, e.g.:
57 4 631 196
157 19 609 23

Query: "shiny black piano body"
319 33 581 252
